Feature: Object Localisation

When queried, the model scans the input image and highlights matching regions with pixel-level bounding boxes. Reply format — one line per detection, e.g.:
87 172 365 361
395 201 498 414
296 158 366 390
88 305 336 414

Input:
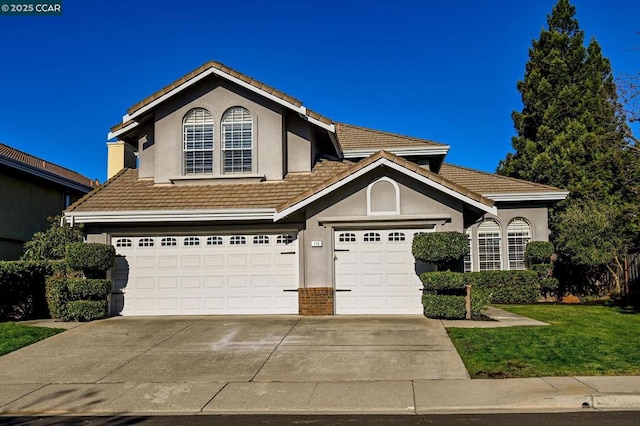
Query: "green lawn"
447 304 640 378
0 322 65 356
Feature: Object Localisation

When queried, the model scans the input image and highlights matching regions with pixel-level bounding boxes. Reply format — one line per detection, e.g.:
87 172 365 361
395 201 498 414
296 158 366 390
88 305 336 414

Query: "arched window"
507 218 531 270
183 108 214 175
478 219 502 271
222 107 253 173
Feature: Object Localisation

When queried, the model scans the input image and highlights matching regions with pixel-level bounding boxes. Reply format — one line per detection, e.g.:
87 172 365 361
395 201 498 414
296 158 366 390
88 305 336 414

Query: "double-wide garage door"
334 229 430 315
111 233 298 316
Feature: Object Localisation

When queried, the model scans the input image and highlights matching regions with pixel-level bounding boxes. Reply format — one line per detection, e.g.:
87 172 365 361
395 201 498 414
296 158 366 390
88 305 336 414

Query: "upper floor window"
222 107 253 174
507 218 531 270
183 108 214 175
478 219 502 271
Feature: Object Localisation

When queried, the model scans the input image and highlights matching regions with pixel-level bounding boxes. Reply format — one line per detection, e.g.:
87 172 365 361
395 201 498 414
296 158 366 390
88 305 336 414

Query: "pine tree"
498 0 640 293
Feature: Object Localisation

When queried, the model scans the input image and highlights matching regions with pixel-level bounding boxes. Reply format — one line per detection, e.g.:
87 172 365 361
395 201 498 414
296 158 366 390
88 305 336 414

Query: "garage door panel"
181 276 201 289
181 256 201 268
228 254 249 267
158 277 178 289
113 233 299 316
158 256 178 269
335 229 430 315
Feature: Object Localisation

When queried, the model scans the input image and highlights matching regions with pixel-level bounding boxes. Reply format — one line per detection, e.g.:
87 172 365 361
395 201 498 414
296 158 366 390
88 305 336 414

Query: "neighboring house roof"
65 151 498 223
439 164 569 201
0 143 97 192
109 61 335 140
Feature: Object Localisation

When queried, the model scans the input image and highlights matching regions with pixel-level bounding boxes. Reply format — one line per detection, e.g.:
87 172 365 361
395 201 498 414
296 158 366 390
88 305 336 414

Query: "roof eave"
485 192 570 202
343 146 450 159
109 65 335 141
63 208 277 224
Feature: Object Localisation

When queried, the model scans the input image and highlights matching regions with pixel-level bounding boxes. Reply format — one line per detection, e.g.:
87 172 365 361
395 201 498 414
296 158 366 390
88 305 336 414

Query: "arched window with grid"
478 219 502 271
507 218 531 270
183 108 214 175
222 107 253 173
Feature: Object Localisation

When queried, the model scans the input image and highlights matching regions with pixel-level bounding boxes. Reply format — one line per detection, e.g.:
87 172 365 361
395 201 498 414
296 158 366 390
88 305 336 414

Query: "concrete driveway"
0 315 469 414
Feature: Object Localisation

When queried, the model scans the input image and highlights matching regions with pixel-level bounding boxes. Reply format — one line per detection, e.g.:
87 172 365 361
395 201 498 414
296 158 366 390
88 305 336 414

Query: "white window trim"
366 177 400 216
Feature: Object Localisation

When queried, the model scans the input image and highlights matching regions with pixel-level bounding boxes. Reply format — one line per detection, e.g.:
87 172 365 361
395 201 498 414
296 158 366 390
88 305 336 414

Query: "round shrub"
540 277 560 295
412 231 469 270
65 243 116 277
66 300 108 322
531 263 553 279
420 271 466 292
525 241 555 265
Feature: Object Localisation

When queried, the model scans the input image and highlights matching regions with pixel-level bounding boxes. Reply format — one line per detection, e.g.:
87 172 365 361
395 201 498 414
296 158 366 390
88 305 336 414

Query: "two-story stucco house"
64 61 568 316
0 144 96 260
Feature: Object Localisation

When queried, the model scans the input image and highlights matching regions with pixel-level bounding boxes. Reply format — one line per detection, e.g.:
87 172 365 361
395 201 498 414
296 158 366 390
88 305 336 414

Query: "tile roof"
0 143 97 189
336 123 447 151
111 61 334 133
439 164 566 194
67 151 494 214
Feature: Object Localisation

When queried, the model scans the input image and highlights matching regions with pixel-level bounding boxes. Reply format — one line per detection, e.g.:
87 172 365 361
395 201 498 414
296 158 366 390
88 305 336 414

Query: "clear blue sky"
1 0 637 182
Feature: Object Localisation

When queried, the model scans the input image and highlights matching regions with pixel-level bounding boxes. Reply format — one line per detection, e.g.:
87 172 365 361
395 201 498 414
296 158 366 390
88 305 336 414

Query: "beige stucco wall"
301 169 466 288
286 113 312 173
150 78 286 184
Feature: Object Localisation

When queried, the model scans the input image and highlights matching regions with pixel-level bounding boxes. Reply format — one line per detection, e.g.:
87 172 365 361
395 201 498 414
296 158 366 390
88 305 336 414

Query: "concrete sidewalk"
1 311 639 415
1 376 640 415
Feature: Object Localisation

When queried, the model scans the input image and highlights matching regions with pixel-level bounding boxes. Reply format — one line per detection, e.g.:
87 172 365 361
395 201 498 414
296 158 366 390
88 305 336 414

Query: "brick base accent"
298 287 334 316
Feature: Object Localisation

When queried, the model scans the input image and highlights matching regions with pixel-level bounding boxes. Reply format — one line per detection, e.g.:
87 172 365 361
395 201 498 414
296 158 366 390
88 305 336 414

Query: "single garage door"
334 229 431 314
111 233 299 316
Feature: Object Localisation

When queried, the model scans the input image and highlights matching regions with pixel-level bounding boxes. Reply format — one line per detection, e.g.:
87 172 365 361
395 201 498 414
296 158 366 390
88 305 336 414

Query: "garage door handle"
280 251 295 254
283 289 299 292
334 249 350 252
335 289 352 292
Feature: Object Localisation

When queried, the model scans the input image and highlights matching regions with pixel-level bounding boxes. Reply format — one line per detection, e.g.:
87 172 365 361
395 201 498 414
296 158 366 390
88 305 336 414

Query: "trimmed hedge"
0 261 53 320
420 271 466 291
66 300 108 322
45 277 111 321
541 277 560 295
467 270 540 304
66 279 112 300
412 231 469 270
65 243 116 278
525 241 555 265
423 294 466 319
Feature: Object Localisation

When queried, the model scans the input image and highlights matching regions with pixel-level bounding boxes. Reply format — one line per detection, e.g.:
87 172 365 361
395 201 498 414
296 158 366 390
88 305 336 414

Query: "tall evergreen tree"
498 0 640 293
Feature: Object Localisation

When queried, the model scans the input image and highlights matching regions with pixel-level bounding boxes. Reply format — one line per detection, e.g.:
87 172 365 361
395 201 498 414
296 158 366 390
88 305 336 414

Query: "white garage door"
334 229 432 314
111 233 299 316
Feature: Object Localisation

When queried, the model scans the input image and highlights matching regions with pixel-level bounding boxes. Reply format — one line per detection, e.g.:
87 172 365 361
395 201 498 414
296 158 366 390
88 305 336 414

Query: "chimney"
107 141 136 179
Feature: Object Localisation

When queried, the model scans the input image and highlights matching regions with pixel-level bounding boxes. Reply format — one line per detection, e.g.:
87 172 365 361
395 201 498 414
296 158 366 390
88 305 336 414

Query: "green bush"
66 300 108 322
423 294 466 319
467 270 540 304
65 243 116 277
420 271 466 292
531 263 553 279
22 216 84 261
66 279 112 300
45 276 69 320
525 241 555 265
0 261 53 320
470 287 492 317
412 231 469 270
540 277 560 295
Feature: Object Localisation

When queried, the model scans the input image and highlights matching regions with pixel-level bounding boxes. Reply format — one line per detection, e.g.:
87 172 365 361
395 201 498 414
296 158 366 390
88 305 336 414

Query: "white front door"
334 229 431 314
111 233 299 316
